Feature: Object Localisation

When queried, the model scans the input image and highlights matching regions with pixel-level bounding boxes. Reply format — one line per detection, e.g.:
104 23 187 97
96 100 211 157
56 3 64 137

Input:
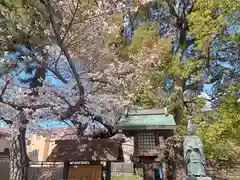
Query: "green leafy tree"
103 0 239 177
194 85 240 163
187 0 240 165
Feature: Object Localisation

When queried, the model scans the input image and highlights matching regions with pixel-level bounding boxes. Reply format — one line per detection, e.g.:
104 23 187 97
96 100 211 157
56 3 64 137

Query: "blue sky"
38 120 71 128
0 120 70 128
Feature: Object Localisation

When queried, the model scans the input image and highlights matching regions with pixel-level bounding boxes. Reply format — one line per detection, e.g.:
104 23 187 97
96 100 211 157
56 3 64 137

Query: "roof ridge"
128 108 168 116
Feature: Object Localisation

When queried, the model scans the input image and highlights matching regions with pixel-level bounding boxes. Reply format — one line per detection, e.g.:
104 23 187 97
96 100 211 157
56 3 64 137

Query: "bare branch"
186 0 194 14
166 0 179 18
34 54 68 84
53 91 72 107
0 77 11 100
0 99 52 111
59 97 85 120
90 76 109 84
47 0 85 97
61 0 80 43
0 116 13 125
0 71 23 100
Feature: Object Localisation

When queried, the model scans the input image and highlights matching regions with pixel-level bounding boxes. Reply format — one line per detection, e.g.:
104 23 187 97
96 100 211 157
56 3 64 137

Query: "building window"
26 140 31 145
137 132 156 152
36 136 41 140
32 149 39 157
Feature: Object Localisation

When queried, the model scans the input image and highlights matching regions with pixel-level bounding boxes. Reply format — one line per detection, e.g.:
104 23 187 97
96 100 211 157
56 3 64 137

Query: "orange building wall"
27 134 57 161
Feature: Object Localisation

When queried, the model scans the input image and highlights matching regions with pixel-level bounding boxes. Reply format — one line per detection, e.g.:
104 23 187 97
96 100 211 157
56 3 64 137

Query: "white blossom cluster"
0 0 152 137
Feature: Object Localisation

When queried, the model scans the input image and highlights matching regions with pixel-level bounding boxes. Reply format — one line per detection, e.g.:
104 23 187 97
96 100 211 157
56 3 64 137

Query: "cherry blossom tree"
0 0 134 179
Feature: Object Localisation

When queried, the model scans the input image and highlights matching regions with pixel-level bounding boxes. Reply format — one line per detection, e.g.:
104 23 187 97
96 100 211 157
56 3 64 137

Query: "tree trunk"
143 163 154 180
165 137 186 180
9 116 29 180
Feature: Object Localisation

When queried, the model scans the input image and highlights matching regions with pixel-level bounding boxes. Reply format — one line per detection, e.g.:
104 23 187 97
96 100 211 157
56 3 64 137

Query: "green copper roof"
116 108 176 130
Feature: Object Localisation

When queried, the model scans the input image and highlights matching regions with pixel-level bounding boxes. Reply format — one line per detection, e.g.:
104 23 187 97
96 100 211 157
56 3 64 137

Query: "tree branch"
0 99 52 111
0 116 13 125
59 98 85 120
0 71 23 100
186 0 194 14
47 0 85 97
0 77 11 101
61 0 80 44
41 0 117 138
165 0 179 18
53 91 72 107
40 57 68 84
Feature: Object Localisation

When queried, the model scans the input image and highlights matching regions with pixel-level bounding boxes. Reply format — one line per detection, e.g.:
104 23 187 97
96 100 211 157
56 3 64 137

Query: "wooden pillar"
62 161 70 180
101 164 104 180
105 161 111 180
144 163 154 180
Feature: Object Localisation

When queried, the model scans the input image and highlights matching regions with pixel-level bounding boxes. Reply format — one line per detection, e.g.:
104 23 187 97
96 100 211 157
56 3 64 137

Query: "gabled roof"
115 108 176 130
46 138 123 162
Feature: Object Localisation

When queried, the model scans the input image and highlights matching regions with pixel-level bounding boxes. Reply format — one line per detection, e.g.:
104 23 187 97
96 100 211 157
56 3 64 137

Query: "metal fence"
0 158 64 180
0 160 135 179
1 158 239 180
0 157 9 180
205 161 240 179
111 163 134 176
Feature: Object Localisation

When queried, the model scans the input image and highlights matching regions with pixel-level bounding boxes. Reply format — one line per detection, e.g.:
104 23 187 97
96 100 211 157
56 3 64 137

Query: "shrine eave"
116 124 176 130
115 109 176 130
